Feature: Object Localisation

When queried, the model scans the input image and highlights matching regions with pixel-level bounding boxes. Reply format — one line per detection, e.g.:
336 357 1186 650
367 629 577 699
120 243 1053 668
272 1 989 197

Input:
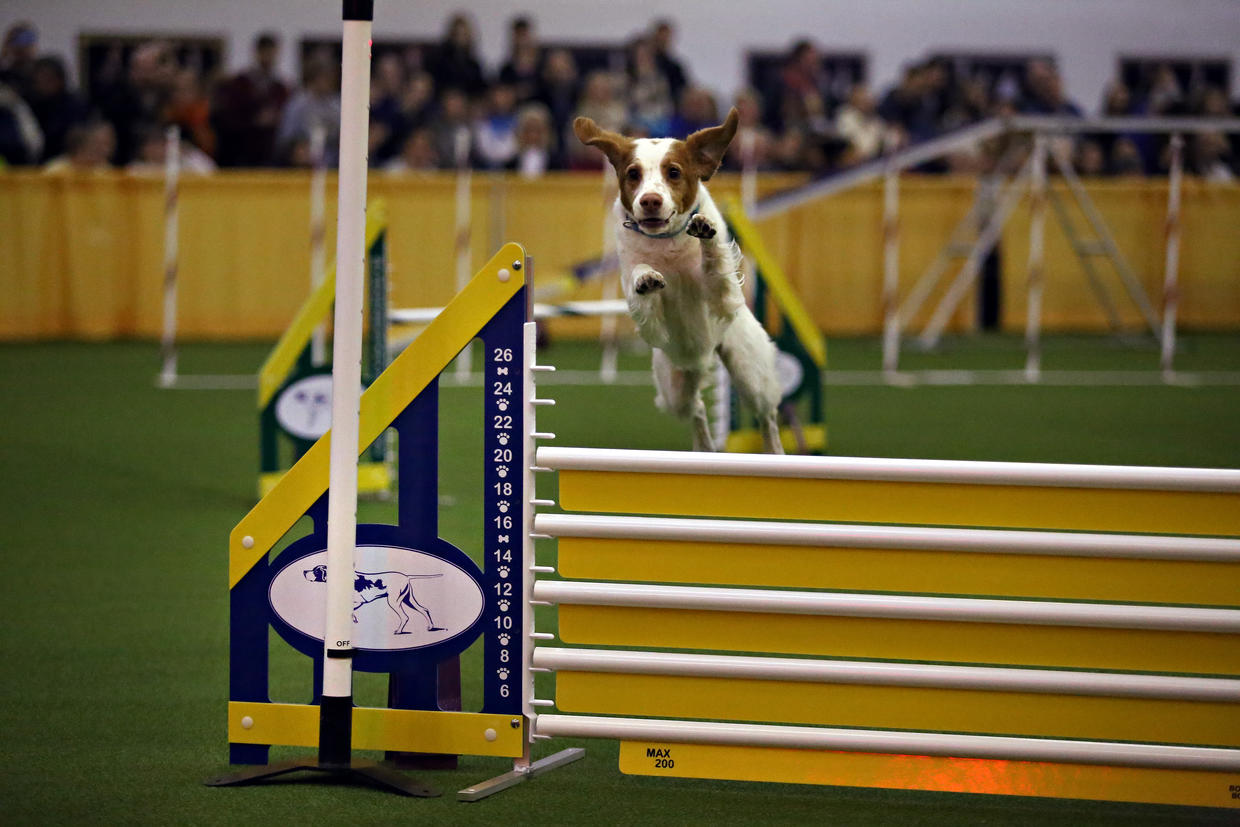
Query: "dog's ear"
684 107 740 181
573 116 633 169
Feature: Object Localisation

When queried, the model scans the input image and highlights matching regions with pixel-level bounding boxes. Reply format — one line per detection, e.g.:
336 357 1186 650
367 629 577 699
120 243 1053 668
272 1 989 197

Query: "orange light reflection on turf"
808 751 1091 798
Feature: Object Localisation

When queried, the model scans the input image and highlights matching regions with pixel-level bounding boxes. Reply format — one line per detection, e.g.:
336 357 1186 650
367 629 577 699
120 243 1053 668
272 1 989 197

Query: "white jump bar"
1010 115 1240 135
750 118 1006 220
533 714 1240 772
535 513 1240 562
533 647 1240 701
533 580 1240 632
536 447 1240 492
749 115 1240 221
391 299 629 325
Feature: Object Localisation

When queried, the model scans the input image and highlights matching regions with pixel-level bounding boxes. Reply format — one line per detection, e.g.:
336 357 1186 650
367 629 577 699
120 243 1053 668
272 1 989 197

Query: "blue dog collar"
623 204 701 239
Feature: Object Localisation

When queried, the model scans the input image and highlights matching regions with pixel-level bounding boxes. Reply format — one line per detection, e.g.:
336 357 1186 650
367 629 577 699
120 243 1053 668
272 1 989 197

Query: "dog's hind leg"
652 349 716 452
719 310 785 454
757 411 783 454
385 592 412 634
401 583 445 632
687 387 715 453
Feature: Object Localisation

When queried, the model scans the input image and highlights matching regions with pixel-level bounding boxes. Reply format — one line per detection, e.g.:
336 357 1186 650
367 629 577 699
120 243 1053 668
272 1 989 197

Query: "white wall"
9 0 1240 112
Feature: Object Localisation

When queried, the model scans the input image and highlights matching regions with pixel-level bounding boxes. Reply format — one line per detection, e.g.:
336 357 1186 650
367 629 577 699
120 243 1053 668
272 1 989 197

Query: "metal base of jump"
204 756 440 798
206 693 440 797
457 748 586 802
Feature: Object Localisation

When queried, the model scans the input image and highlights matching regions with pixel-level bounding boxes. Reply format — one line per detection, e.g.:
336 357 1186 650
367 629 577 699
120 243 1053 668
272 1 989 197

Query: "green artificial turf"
1 335 1237 825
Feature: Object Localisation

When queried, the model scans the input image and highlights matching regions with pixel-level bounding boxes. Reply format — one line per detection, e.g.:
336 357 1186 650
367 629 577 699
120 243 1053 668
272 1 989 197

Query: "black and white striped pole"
206 1 437 796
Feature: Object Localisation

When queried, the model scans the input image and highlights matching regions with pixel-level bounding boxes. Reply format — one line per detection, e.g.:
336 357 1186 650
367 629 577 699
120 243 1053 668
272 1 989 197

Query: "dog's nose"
639 193 663 213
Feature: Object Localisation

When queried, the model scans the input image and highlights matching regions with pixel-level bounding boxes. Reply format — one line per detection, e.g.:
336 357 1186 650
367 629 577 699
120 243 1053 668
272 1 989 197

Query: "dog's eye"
626 167 640 181
667 166 681 180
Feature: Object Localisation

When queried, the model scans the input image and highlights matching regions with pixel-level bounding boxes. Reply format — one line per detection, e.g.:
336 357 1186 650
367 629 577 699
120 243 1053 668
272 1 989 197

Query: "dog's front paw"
634 271 666 294
686 214 717 239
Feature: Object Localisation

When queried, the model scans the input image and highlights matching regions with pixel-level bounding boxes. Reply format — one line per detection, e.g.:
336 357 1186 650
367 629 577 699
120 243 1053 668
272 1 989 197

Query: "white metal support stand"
880 154 901 375
917 157 1033 349
1161 134 1185 380
157 126 181 387
1044 140 1160 336
458 305 585 801
1024 134 1048 381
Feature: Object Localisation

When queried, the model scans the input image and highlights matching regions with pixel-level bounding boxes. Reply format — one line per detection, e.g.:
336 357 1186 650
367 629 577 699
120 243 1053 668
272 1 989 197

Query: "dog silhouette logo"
274 374 339 440
303 564 447 635
292 388 330 430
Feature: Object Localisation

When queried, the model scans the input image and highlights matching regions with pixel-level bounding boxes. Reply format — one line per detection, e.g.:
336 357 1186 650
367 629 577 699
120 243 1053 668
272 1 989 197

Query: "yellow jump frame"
228 243 528 759
531 446 1240 810
256 200 390 498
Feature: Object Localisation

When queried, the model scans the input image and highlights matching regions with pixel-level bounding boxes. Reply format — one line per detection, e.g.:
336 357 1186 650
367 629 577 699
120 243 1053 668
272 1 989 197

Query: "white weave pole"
880 149 901 375
1161 133 1184 380
157 125 181 387
1024 133 1048 382
320 0 371 745
309 124 329 366
598 162 620 382
452 127 474 380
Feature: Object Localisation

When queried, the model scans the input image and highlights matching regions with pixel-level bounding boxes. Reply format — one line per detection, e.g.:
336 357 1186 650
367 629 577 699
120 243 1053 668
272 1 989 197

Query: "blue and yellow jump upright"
228 244 541 770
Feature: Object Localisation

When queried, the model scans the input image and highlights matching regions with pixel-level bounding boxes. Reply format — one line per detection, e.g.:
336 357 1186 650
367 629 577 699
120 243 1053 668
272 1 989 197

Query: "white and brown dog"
574 108 783 453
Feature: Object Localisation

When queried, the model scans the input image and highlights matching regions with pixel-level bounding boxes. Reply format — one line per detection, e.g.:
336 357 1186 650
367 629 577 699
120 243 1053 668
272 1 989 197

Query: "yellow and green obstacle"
256 200 392 498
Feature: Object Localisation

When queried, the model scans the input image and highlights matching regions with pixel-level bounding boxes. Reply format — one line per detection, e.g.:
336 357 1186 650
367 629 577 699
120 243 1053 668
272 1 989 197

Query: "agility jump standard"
215 234 1240 809
209 0 437 797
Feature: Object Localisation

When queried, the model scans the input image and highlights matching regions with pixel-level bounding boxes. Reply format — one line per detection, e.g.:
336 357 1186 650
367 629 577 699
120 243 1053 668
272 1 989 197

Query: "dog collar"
623 204 700 239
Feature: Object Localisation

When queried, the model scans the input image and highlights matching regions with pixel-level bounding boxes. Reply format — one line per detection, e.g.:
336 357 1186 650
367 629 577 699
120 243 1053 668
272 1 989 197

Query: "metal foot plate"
458 748 586 802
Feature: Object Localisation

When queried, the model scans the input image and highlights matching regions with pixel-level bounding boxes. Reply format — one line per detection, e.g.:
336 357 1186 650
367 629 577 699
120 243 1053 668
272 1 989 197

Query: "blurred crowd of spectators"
1 16 1236 180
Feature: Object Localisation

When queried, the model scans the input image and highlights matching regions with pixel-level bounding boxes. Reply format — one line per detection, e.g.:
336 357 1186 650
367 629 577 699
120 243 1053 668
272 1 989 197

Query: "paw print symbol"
498 599 511 612
497 633 511 646
497 566 510 579
497 465 509 478
497 433 510 446
497 501 510 513
496 399 509 412
497 668 510 680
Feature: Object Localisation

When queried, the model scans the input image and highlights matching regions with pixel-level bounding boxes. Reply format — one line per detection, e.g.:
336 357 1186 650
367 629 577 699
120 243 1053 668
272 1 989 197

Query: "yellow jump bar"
557 604 1240 675
556 536 1240 606
557 671 1240 748
556 470 1240 536
618 741 1240 809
